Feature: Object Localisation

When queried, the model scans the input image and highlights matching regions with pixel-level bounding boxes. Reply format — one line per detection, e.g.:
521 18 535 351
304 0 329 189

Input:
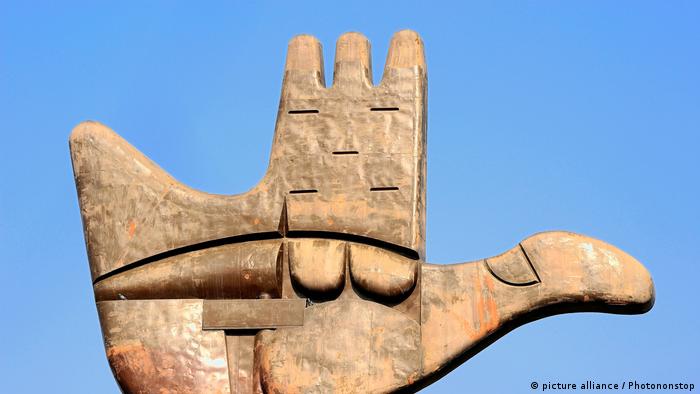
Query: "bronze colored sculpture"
70 31 655 393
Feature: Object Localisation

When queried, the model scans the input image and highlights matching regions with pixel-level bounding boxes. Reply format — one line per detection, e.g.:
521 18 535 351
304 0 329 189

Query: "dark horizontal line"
332 151 359 155
287 230 419 260
288 109 319 114
370 107 399 112
289 189 318 194
370 186 399 192
93 229 421 285
92 231 282 284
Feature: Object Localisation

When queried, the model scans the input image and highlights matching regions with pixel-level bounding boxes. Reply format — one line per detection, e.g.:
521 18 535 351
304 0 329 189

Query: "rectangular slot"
332 151 359 155
289 189 318 194
288 109 319 114
370 107 399 112
370 186 399 192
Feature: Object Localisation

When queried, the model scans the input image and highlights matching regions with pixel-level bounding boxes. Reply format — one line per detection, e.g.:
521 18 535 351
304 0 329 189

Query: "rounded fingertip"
393 29 421 41
385 29 425 69
335 32 370 64
69 120 114 144
333 32 372 86
285 34 323 72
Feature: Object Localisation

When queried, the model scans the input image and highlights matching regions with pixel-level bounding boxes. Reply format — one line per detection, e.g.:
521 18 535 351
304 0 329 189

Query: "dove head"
70 31 653 394
419 231 654 384
518 232 655 314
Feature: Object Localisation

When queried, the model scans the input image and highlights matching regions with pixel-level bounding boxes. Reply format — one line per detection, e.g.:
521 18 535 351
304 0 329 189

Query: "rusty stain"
107 341 156 378
481 273 500 335
127 220 137 239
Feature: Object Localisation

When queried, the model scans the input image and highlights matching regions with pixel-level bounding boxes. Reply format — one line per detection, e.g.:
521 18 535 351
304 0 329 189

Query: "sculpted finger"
332 32 372 89
282 34 325 98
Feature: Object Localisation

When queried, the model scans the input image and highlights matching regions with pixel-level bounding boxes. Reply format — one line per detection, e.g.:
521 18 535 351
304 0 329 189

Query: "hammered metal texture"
71 31 654 393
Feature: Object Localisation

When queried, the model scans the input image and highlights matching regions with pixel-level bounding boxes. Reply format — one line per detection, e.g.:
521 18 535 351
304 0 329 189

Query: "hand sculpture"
70 31 654 393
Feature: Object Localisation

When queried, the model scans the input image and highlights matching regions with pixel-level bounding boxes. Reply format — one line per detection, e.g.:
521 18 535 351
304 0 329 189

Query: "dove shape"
70 31 654 393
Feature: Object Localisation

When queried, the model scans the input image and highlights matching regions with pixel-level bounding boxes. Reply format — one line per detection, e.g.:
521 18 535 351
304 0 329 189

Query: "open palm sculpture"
70 31 654 393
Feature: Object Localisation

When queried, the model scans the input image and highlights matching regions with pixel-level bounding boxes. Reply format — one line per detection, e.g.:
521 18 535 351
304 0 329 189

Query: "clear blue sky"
1 1 698 393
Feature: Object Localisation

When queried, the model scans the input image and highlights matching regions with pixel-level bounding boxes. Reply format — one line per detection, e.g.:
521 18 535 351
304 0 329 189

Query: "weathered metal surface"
98 299 231 393
94 240 283 301
203 299 305 330
256 300 421 393
70 31 425 283
69 124 282 281
289 239 346 295
484 244 539 286
275 31 426 260
349 243 418 299
71 30 654 393
226 334 256 393
420 231 654 383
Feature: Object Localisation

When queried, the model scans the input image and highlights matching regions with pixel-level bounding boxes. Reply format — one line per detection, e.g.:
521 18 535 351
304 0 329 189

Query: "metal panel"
94 240 283 301
202 299 306 330
97 299 231 393
226 334 256 393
